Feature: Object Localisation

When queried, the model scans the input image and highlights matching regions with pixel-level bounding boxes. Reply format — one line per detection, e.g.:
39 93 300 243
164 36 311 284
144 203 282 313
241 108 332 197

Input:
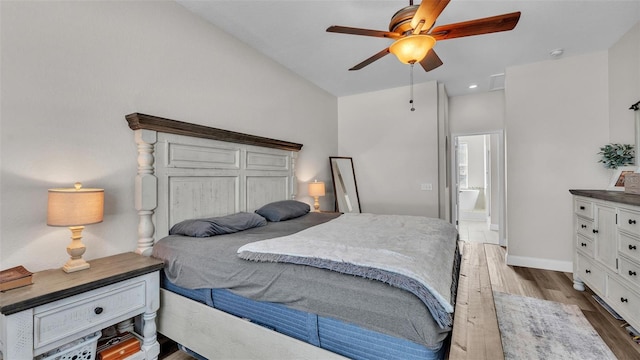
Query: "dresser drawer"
619 257 640 287
618 209 640 235
607 276 640 326
575 199 594 219
619 232 640 262
576 217 595 240
576 235 594 257
33 279 146 348
576 253 606 294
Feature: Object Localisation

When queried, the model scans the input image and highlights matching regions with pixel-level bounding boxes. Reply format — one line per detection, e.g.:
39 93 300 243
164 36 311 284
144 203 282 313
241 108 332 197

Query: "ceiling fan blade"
419 49 443 72
429 12 521 41
327 25 401 39
411 0 451 32
349 48 391 71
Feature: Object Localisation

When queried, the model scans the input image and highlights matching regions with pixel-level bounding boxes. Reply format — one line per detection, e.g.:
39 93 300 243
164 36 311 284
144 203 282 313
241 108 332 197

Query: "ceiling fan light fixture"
389 35 436 64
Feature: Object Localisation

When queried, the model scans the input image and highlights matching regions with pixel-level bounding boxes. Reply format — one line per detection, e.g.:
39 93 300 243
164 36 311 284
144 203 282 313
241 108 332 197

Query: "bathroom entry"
452 132 504 246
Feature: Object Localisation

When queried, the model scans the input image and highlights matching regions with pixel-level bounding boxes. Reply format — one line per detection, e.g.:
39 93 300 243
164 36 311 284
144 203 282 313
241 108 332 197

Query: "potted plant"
598 143 635 169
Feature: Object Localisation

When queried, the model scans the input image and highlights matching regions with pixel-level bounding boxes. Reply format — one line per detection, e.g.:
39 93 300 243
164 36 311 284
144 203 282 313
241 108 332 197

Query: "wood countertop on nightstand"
0 252 164 315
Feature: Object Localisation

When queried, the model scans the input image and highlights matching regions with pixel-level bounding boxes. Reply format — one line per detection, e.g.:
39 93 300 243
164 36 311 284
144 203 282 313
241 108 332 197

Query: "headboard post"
134 129 158 256
291 152 298 200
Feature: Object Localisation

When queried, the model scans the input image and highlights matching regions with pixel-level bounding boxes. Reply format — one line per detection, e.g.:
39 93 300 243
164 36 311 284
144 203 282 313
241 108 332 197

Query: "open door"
452 132 505 246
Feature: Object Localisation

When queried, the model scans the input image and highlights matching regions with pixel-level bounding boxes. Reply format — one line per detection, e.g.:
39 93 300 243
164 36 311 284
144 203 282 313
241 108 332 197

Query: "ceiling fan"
327 0 521 72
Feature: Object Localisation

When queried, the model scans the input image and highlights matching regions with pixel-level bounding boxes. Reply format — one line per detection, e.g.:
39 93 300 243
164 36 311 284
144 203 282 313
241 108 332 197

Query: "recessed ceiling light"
550 48 564 59
469 84 478 89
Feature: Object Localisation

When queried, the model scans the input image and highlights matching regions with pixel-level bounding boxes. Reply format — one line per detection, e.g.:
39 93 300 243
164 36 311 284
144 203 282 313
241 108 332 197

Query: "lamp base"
63 258 90 273
313 196 321 212
63 226 91 273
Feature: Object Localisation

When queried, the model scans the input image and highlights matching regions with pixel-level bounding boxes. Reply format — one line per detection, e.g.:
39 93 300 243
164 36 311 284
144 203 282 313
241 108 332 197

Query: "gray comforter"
152 212 458 349
238 213 458 328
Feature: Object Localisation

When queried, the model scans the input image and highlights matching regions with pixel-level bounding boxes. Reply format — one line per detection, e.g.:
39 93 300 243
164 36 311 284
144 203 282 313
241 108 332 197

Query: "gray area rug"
493 291 616 360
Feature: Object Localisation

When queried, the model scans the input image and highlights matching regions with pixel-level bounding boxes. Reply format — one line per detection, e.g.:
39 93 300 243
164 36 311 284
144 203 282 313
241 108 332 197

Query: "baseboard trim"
506 254 573 272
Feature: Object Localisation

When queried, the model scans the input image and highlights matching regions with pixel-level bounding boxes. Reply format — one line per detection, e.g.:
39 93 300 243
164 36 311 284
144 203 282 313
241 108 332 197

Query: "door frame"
451 130 506 246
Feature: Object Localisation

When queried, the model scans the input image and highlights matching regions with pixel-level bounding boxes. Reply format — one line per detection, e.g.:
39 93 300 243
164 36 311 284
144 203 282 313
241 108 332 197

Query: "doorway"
452 131 505 246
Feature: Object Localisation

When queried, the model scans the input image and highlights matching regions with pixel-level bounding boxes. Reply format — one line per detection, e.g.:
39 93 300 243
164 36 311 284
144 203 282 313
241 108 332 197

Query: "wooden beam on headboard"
126 113 303 152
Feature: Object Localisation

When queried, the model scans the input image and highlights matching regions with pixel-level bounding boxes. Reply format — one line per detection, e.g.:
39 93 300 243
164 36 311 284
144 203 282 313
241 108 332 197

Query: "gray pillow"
255 200 310 222
169 212 267 237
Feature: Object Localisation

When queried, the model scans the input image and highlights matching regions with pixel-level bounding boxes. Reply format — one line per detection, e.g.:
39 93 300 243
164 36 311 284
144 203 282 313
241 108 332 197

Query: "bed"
126 113 460 360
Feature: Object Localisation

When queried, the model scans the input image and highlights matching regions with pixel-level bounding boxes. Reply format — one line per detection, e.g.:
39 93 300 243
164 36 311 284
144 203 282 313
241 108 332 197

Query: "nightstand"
0 252 164 360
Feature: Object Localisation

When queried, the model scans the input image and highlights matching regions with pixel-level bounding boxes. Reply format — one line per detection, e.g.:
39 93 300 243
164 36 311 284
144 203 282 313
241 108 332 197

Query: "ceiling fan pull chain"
410 63 415 111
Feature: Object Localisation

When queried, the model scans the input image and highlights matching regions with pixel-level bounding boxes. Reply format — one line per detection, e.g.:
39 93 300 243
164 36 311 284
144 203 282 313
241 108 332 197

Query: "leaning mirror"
329 157 361 213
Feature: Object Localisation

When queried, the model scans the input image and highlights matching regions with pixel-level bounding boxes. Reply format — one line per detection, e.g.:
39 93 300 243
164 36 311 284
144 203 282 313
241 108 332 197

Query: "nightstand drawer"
33 279 146 348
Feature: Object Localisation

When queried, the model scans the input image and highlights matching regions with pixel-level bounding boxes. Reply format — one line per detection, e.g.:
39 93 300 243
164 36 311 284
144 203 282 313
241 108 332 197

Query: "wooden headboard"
126 113 303 256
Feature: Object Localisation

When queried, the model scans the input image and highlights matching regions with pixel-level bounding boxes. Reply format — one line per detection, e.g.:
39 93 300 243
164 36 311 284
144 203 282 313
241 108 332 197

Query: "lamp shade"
48 183 104 227
308 181 326 197
389 35 436 64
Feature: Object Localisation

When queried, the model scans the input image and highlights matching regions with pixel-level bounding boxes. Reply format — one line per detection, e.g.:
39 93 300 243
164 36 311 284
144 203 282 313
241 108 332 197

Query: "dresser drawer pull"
630 245 638 250
581 224 587 229
593 229 599 234
94 307 104 315
585 269 591 274
579 206 586 210
581 242 587 247
630 271 638 276
621 297 629 303
630 219 637 225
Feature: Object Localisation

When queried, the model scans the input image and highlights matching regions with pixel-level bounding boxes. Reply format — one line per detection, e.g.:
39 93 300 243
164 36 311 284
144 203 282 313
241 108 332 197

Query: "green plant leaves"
598 143 635 169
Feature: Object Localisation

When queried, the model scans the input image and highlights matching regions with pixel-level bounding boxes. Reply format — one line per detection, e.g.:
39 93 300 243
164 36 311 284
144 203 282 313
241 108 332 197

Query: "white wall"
449 91 505 134
458 135 486 190
608 22 640 145
338 82 440 217
0 1 338 272
448 22 640 271
505 52 611 271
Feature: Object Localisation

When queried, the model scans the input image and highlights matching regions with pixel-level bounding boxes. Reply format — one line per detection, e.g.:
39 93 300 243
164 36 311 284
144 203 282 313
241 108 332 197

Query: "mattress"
152 212 458 350
162 273 447 360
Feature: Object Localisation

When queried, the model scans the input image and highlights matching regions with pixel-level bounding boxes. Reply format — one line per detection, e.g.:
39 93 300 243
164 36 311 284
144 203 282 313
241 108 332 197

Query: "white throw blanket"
238 213 459 328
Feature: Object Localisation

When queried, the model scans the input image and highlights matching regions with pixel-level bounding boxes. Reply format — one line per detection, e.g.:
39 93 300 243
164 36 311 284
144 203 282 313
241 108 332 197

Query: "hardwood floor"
161 242 640 359
451 242 640 360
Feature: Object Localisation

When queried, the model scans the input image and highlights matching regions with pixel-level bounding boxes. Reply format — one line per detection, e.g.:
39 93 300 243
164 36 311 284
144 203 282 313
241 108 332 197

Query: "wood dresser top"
569 189 640 207
0 252 164 315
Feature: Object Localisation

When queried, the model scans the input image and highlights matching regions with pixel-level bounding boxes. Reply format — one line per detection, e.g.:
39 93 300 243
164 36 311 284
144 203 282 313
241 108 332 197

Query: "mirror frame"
329 156 361 213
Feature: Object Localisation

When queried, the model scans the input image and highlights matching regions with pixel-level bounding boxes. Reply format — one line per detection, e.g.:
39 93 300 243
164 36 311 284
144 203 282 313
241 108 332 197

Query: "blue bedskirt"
162 272 447 360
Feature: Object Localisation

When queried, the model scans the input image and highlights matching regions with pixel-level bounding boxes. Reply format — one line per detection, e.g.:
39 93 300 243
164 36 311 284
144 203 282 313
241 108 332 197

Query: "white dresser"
570 190 640 332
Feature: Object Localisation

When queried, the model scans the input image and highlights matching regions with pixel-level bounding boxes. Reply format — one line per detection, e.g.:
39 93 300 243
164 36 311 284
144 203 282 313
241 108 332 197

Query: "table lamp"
308 180 325 212
47 182 104 273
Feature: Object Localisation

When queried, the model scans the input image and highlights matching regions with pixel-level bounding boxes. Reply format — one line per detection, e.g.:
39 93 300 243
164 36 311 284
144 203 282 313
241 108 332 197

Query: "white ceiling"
176 1 640 97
